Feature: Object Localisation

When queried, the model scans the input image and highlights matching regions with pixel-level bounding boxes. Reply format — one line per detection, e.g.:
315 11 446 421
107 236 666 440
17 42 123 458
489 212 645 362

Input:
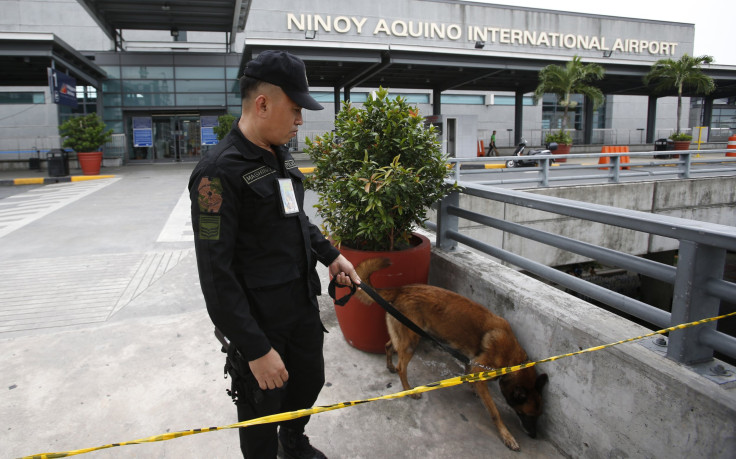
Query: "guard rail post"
680 152 692 179
540 158 551 187
436 191 459 250
667 241 727 364
610 155 621 183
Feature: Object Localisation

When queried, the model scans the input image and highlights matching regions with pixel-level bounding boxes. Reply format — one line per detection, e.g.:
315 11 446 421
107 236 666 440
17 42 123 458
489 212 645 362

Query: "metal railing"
428 181 736 365
476 128 735 148
103 134 126 158
449 149 736 187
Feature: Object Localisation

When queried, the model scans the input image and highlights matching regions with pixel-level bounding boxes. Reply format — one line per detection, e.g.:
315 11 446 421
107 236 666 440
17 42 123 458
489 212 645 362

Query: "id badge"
276 178 299 217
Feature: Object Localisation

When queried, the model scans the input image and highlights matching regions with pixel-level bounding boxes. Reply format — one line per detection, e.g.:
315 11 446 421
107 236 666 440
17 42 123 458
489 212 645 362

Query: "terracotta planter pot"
553 143 571 162
333 233 431 353
673 140 691 151
77 151 103 175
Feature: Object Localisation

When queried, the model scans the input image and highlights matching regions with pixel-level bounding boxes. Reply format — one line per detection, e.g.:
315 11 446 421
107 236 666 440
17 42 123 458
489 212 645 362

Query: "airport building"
1 0 735 167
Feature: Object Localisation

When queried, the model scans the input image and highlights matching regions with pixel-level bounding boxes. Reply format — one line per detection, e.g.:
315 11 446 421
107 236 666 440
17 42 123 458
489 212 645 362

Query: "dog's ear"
536 373 549 392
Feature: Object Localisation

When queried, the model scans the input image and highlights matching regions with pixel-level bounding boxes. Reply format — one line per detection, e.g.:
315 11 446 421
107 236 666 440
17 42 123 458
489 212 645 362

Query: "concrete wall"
457 176 736 267
428 247 736 458
0 86 61 153
0 0 111 51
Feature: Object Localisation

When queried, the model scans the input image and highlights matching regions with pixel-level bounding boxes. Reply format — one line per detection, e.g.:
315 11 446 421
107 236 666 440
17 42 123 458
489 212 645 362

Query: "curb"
0 175 116 186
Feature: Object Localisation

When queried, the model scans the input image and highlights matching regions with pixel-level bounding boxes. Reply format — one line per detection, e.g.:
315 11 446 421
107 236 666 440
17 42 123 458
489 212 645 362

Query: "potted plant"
544 130 573 160
534 55 605 162
669 132 693 151
645 54 715 152
305 87 459 352
58 113 113 175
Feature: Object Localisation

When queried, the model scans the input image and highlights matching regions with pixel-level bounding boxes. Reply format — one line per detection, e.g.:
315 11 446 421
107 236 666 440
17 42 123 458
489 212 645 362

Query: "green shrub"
544 130 573 145
58 113 112 153
305 87 459 251
214 114 236 141
669 132 692 141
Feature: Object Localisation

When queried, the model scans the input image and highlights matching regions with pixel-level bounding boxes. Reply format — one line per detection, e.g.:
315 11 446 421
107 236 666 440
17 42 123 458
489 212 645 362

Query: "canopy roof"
243 44 736 99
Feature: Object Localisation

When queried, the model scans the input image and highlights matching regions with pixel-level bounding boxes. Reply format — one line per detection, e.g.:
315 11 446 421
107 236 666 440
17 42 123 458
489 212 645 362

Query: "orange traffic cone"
621 146 630 169
727 135 736 157
599 146 611 169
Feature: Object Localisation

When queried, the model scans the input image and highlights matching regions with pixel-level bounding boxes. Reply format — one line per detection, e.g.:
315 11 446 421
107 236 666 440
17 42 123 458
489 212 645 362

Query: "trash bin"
654 138 670 159
47 149 70 177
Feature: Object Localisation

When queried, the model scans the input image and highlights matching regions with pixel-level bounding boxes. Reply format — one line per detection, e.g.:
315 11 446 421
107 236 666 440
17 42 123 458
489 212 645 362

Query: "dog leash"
328 278 471 366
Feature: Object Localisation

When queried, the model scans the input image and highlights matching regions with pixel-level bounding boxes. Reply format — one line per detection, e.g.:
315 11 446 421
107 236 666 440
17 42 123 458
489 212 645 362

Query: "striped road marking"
157 187 193 243
0 177 120 239
0 250 192 335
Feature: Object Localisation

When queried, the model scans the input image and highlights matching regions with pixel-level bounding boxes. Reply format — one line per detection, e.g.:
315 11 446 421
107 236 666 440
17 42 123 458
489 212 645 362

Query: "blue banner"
48 68 78 108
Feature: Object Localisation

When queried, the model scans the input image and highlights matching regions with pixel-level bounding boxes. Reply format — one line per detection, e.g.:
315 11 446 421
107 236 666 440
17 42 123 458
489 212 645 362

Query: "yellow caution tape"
19 310 736 459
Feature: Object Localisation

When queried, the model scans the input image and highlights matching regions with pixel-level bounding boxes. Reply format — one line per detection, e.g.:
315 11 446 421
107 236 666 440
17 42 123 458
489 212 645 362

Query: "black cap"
244 50 323 111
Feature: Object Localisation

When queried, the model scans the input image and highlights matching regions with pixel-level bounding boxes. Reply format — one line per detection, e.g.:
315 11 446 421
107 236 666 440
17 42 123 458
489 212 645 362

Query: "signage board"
132 117 153 147
48 68 78 108
201 116 219 146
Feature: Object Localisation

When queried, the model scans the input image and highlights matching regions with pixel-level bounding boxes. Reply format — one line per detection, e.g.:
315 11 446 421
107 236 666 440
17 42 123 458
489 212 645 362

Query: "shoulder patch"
198 177 223 213
284 159 297 170
242 166 276 185
199 215 221 240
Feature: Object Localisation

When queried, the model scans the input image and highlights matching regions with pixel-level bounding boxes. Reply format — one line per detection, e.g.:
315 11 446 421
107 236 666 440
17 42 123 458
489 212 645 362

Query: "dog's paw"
502 435 520 452
386 366 397 374
409 393 422 400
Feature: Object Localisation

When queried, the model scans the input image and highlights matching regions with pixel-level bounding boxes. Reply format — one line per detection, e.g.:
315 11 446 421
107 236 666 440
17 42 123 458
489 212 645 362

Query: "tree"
533 55 605 142
644 54 715 135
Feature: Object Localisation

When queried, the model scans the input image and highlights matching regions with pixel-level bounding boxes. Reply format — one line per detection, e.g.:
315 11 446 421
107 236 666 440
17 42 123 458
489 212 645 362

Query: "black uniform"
189 120 339 458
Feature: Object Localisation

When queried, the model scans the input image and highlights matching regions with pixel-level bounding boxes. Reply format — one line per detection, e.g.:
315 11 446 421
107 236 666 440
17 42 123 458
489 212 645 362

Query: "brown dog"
354 257 548 451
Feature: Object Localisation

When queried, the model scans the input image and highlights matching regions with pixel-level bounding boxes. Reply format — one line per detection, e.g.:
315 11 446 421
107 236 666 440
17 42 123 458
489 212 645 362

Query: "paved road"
1 163 561 458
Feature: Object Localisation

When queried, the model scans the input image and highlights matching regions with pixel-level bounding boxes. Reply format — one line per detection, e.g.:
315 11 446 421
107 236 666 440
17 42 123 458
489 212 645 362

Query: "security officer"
189 50 359 459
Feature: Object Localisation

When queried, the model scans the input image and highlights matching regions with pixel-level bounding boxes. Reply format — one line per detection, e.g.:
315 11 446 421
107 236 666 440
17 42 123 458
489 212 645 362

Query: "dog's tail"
353 257 394 304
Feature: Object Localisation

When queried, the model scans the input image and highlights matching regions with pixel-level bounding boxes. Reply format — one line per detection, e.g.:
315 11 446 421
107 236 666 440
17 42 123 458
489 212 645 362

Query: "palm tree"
533 55 605 143
644 54 715 136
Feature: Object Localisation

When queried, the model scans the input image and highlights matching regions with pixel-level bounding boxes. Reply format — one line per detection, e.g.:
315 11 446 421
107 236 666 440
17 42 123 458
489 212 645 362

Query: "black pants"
231 278 325 458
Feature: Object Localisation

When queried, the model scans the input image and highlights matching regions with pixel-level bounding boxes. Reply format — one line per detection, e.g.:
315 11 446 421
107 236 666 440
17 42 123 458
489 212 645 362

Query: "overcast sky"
467 0 735 66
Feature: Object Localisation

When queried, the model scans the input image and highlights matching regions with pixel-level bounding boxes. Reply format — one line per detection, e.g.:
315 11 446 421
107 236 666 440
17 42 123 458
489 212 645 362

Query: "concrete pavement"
1 163 562 458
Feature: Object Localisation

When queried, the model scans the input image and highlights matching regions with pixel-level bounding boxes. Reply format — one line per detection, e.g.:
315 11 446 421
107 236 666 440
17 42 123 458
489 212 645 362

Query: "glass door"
129 114 212 162
152 117 175 161
173 116 202 161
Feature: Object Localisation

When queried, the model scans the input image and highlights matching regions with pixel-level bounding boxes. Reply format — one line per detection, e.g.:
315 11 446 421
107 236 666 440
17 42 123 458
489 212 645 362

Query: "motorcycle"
505 139 558 168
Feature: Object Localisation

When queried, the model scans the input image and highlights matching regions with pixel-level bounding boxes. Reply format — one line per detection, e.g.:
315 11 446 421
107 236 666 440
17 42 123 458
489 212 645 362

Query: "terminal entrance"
129 114 214 162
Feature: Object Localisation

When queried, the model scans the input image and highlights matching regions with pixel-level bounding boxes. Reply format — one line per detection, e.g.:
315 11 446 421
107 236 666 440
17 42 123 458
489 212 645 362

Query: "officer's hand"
249 348 288 390
329 254 361 287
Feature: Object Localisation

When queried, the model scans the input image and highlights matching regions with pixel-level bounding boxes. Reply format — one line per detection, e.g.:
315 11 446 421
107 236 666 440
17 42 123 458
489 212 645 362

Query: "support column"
433 88 442 116
702 96 714 141
646 95 658 144
583 95 594 144
514 90 524 145
334 87 341 117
